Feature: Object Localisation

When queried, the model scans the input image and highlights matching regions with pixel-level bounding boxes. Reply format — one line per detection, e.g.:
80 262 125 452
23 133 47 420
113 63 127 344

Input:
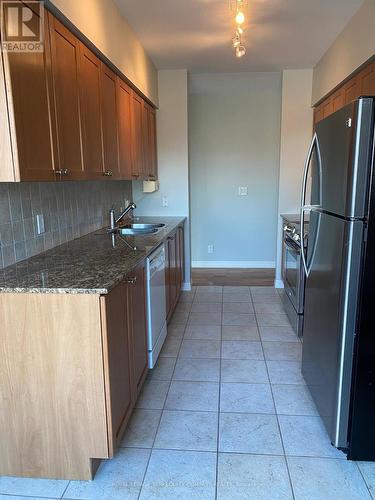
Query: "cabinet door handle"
125 277 137 284
63 169 70 176
103 171 113 177
55 169 63 176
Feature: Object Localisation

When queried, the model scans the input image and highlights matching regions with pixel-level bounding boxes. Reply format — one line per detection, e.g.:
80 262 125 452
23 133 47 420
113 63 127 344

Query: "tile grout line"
250 286 297 500
136 286 197 499
60 480 70 500
214 291 223 500
356 462 374 498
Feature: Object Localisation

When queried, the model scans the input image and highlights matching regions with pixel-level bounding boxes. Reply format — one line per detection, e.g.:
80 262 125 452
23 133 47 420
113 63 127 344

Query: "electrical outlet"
162 196 168 207
238 186 248 196
36 214 45 235
208 244 214 254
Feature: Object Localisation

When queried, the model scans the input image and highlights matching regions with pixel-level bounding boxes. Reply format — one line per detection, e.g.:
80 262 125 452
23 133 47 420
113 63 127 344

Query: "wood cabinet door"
168 232 178 315
116 78 132 179
343 75 360 105
49 14 84 180
148 107 158 180
177 226 184 291
100 282 133 454
101 63 120 179
131 91 145 180
165 238 171 317
314 104 324 126
322 97 333 119
332 88 345 113
78 43 104 179
128 265 148 397
3 10 57 181
359 61 375 96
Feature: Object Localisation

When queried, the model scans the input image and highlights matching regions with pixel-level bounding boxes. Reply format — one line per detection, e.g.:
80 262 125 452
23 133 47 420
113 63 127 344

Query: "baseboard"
274 279 284 289
181 282 192 291
192 261 275 269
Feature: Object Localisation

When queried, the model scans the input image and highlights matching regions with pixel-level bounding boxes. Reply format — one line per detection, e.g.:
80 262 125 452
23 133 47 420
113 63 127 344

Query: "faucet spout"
109 202 136 230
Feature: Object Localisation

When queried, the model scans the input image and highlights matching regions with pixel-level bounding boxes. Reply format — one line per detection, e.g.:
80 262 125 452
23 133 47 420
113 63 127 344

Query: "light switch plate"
208 244 214 254
162 196 168 207
238 186 248 196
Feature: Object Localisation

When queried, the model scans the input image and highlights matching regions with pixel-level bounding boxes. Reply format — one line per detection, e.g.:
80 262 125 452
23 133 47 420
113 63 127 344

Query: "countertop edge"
0 217 186 295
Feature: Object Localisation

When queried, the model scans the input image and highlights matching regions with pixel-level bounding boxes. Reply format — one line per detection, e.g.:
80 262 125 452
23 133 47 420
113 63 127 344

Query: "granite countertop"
0 216 185 294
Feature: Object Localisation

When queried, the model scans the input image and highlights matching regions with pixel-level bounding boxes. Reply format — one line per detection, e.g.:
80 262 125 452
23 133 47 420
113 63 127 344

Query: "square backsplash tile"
0 180 132 269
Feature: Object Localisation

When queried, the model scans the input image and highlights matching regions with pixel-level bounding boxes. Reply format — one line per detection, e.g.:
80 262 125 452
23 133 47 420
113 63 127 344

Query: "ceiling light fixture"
230 0 247 58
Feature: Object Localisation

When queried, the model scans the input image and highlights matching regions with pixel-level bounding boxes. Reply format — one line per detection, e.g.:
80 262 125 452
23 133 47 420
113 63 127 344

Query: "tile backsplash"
0 181 132 269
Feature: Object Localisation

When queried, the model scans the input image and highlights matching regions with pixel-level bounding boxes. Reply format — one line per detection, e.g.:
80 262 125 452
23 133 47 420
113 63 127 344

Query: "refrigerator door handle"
306 211 322 277
300 132 323 276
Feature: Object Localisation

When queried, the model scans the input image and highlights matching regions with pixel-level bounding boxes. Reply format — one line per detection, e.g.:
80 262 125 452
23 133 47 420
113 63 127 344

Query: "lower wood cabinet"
100 281 133 455
166 225 185 320
0 263 148 480
128 265 148 398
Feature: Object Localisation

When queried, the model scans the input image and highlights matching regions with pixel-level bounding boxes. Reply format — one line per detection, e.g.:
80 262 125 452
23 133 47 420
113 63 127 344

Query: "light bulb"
235 44 246 58
235 11 245 25
232 34 241 48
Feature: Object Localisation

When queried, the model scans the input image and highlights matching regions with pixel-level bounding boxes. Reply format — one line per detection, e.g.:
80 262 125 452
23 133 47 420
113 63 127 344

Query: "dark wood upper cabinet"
131 91 145 179
48 14 84 180
314 59 375 126
331 88 345 113
1 11 57 181
78 43 104 179
100 63 120 179
359 61 375 95
343 75 360 105
143 103 158 180
117 78 132 179
0 8 158 183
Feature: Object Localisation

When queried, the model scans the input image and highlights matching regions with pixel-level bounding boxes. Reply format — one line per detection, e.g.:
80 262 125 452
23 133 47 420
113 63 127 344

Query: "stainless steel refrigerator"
300 97 375 459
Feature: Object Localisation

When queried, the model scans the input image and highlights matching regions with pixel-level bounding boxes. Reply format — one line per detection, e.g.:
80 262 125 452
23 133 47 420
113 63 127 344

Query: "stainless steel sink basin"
118 223 166 236
122 223 165 230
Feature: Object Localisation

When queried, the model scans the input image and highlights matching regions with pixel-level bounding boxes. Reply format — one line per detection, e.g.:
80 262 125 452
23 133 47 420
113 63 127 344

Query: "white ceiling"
114 0 364 73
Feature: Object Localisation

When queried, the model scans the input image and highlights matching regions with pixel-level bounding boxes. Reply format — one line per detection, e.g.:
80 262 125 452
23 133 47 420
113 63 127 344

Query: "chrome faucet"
109 202 136 230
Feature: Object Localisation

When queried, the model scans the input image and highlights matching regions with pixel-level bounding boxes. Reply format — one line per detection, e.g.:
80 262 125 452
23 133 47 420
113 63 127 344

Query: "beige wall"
312 0 375 105
133 70 191 287
275 70 313 286
49 0 158 105
189 72 282 268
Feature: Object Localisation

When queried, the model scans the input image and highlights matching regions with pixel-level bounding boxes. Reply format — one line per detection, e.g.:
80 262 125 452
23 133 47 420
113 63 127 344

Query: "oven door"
283 236 303 313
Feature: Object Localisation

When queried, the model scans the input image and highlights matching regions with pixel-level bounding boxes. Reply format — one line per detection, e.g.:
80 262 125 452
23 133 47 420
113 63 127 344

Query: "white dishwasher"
146 243 167 368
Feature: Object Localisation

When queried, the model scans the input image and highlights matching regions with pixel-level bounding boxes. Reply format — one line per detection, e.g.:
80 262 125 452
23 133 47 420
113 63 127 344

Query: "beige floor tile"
219 413 283 454
223 302 254 314
179 339 221 359
222 313 256 326
222 325 259 341
184 324 221 340
188 312 222 326
220 382 274 413
140 449 217 500
165 381 219 411
173 358 220 382
221 359 268 383
221 341 263 360
154 410 218 451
